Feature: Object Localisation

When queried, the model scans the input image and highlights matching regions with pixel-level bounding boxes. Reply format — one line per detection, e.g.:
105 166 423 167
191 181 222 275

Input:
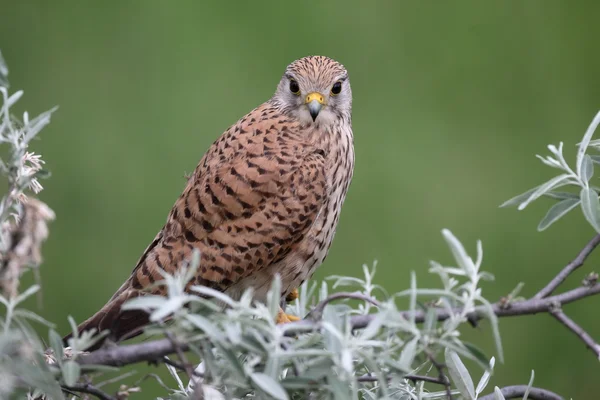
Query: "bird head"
272 56 352 127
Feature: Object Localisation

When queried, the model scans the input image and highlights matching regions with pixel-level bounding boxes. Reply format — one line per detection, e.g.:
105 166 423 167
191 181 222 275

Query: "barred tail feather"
62 288 149 351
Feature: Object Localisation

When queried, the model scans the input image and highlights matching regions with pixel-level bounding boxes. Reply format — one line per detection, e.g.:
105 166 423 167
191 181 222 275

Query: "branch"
426 350 452 400
550 307 600 358
478 385 563 400
534 233 600 299
357 373 445 385
78 283 600 367
62 383 117 400
306 291 382 319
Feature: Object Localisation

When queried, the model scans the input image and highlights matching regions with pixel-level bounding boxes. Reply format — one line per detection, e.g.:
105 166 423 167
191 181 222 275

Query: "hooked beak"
305 92 325 121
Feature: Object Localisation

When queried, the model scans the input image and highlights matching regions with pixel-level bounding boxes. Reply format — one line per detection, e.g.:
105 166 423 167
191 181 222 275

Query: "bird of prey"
65 55 354 348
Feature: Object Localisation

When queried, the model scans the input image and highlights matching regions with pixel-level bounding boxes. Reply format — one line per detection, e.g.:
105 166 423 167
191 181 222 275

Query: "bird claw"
276 307 301 324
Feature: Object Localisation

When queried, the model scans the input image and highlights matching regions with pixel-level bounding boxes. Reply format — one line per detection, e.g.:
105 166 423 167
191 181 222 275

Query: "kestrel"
65 56 354 348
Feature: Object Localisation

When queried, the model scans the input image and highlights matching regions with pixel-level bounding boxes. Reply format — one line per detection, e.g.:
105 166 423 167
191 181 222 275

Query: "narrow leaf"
15 284 40 305
475 357 495 396
494 386 506 400
537 198 580 231
523 370 535 400
543 191 579 200
61 360 81 386
121 295 166 311
580 187 600 233
48 329 64 365
517 174 569 210
577 110 600 178
186 314 222 340
6 90 23 108
582 155 595 182
442 229 475 276
251 373 289 400
499 186 539 208
589 155 600 165
445 348 475 400
398 336 418 369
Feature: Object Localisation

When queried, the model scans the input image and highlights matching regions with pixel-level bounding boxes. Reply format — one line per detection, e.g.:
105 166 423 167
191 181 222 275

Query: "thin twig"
550 307 600 358
295 282 600 332
425 350 452 400
357 373 445 386
165 331 195 382
95 370 138 388
62 383 117 400
163 356 203 377
534 233 600 299
307 291 381 319
478 385 563 400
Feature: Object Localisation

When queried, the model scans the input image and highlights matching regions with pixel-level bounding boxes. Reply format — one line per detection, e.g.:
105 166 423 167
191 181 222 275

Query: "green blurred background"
2 1 600 398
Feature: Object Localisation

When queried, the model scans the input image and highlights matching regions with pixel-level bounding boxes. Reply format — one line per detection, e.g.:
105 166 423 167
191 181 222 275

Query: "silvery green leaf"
409 272 417 323
6 90 23 108
191 285 237 307
68 316 79 339
499 186 540 208
494 387 506 400
48 329 64 365
577 111 600 178
14 284 40 305
398 336 418 369
523 370 535 400
463 341 492 369
150 297 185 321
164 357 186 391
582 155 595 182
590 155 600 165
580 187 600 232
424 307 437 333
216 344 246 381
543 191 580 200
442 229 475 276
202 385 226 400
13 309 54 327
517 174 569 210
475 357 495 396
186 314 222 340
445 348 475 400
478 296 504 362
537 198 580 231
0 50 8 84
61 360 81 386
360 312 384 341
251 373 289 400
268 275 282 319
22 107 58 144
121 295 166 311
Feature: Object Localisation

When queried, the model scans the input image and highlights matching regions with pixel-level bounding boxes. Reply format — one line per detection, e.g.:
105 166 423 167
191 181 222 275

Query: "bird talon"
276 308 301 324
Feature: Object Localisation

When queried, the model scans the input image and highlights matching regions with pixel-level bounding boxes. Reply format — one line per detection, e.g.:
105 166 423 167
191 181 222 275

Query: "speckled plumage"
67 56 354 346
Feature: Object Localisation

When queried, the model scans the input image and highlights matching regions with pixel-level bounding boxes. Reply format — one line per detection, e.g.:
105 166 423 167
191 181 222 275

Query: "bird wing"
130 104 328 293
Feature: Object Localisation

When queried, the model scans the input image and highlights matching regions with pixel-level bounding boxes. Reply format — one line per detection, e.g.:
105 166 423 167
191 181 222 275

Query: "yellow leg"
276 307 301 324
285 288 299 302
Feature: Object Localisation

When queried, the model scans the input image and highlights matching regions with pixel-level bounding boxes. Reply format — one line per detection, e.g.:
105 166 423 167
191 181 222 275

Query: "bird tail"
62 288 149 351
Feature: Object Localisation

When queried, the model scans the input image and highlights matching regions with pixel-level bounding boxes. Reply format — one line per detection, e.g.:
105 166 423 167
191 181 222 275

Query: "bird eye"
331 81 342 95
289 79 300 95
